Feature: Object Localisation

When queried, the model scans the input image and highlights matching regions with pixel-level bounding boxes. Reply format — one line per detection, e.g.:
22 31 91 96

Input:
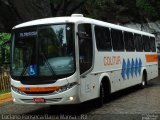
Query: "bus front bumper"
11 85 80 105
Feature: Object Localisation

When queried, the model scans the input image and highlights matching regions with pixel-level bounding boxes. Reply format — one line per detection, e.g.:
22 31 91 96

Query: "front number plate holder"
33 98 46 103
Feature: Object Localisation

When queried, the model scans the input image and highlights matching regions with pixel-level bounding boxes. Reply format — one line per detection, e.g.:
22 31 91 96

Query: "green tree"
50 0 86 16
0 33 11 45
136 0 158 17
0 33 11 67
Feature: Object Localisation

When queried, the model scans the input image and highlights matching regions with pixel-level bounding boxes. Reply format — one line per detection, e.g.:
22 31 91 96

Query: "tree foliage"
50 0 85 16
0 33 11 66
94 0 114 6
0 0 160 32
0 33 11 45
136 0 158 17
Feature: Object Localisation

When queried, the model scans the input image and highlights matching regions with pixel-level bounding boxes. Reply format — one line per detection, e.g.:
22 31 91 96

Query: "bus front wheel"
95 83 105 107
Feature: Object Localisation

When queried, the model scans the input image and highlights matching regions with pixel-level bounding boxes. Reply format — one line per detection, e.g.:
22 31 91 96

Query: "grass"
0 90 11 94
0 92 11 100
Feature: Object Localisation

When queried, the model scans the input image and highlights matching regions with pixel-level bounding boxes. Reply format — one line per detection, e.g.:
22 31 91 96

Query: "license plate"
33 98 45 103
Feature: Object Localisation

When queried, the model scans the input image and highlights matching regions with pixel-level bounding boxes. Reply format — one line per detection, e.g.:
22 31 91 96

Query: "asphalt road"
0 73 160 120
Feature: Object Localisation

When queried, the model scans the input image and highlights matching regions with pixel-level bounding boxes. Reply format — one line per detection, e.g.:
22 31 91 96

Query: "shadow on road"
24 101 96 115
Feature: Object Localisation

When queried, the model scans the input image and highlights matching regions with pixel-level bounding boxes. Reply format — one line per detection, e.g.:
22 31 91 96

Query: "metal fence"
0 71 10 92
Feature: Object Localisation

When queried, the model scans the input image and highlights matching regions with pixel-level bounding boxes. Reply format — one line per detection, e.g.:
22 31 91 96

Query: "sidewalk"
0 92 12 105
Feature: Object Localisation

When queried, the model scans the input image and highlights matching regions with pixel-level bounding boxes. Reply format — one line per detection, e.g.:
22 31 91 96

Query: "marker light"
71 14 83 17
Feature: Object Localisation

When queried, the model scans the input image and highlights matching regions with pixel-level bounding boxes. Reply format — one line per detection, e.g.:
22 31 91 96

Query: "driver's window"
78 24 93 74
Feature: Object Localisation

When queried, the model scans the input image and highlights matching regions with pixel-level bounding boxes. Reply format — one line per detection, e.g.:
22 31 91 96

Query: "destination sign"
19 31 37 38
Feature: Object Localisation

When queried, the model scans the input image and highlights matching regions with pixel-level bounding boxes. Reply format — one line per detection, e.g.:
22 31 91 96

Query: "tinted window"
95 26 112 51
11 24 75 78
111 29 124 51
134 34 143 52
150 37 156 52
143 35 150 52
124 31 134 51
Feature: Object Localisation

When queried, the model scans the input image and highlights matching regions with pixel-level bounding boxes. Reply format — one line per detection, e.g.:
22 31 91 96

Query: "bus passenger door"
78 23 95 101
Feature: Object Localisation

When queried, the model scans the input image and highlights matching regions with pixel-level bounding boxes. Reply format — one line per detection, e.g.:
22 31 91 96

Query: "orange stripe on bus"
145 54 158 62
17 86 63 92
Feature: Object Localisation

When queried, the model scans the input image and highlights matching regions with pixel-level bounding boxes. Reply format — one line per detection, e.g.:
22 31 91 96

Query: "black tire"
95 83 104 107
103 82 110 103
140 73 147 89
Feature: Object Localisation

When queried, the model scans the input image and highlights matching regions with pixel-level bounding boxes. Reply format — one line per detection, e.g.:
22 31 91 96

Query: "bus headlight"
53 82 78 94
69 96 74 101
11 86 26 95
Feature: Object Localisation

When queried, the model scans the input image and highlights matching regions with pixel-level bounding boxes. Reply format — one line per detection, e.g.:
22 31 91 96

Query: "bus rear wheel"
140 73 147 89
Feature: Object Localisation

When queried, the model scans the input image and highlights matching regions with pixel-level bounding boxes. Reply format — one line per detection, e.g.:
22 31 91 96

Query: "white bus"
10 14 158 106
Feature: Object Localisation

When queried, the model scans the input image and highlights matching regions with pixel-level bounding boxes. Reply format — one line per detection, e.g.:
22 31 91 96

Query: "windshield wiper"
20 53 32 77
40 52 56 76
20 64 29 77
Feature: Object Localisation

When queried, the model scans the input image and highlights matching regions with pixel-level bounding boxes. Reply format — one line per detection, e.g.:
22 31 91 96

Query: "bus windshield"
11 24 75 79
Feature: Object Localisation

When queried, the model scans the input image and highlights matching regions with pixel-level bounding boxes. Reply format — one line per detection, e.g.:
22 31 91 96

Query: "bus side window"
111 29 124 51
150 37 156 52
134 34 143 52
124 31 134 51
95 26 112 51
78 24 93 74
143 35 150 52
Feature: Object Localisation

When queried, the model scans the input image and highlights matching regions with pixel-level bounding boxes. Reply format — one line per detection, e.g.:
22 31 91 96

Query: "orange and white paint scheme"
10 14 158 106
